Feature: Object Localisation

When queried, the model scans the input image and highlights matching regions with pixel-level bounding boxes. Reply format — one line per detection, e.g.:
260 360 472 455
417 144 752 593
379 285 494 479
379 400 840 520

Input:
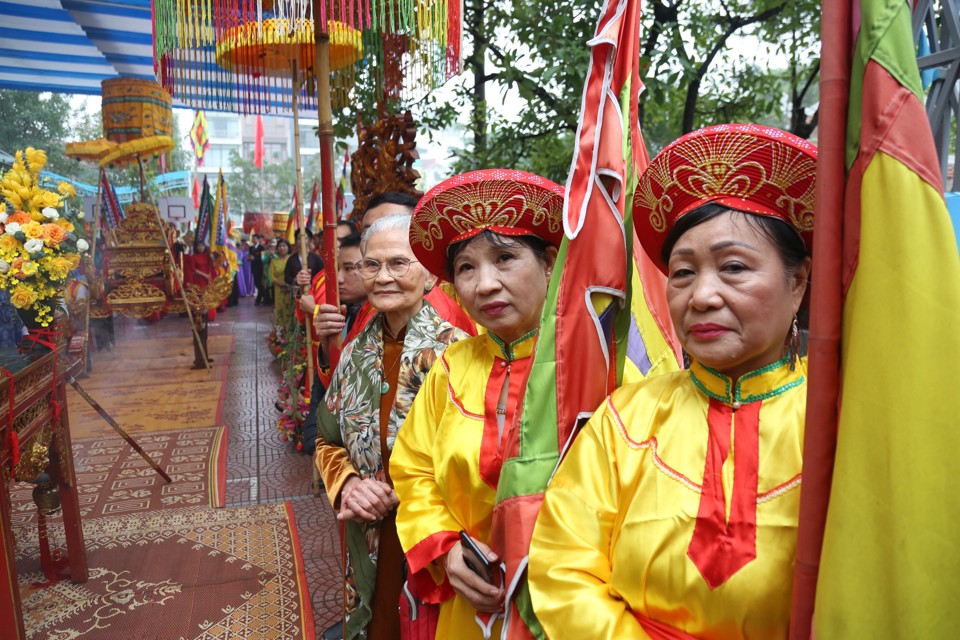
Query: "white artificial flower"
4 222 21 235
42 207 59 220
0 212 7 223
77 211 85 219
0 260 8 273
24 238 44 253
76 238 89 252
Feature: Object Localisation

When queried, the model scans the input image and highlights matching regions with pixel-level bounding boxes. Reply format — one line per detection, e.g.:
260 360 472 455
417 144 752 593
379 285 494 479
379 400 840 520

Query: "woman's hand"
338 476 398 523
295 268 312 287
443 540 504 613
299 294 316 314
313 304 347 340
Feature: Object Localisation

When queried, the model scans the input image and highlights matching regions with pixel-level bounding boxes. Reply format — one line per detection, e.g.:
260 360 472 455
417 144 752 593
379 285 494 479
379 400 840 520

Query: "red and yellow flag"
792 0 960 637
490 0 680 636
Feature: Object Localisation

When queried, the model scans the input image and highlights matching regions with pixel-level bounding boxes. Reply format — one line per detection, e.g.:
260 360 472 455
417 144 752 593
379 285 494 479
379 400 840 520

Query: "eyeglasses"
357 257 420 279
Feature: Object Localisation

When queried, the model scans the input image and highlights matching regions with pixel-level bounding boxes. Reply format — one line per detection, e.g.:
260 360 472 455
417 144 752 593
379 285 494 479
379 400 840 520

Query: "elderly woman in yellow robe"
527 124 817 639
391 169 564 639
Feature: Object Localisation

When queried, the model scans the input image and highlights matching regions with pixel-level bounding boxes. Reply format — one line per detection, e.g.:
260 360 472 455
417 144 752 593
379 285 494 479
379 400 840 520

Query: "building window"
208 115 239 139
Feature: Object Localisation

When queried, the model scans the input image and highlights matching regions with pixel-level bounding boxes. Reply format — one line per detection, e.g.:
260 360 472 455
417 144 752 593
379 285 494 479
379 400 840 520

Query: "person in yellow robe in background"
391 170 565 639
527 124 817 639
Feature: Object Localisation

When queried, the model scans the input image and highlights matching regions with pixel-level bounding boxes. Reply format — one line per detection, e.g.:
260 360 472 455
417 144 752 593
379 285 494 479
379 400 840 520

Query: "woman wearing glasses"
315 213 471 640
390 170 563 639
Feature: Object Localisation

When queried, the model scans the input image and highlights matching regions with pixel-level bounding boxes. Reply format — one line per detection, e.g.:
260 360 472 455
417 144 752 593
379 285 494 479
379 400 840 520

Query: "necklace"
380 353 403 395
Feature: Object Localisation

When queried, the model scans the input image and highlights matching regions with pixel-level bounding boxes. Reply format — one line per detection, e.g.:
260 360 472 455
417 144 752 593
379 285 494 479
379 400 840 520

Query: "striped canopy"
0 0 155 96
0 0 320 113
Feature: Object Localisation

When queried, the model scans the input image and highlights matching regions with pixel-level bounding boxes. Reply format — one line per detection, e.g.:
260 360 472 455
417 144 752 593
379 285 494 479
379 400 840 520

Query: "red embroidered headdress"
633 123 818 272
409 169 565 278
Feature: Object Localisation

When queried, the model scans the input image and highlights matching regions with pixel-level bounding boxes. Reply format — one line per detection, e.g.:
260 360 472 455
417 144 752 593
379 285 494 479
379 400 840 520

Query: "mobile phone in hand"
459 530 496 584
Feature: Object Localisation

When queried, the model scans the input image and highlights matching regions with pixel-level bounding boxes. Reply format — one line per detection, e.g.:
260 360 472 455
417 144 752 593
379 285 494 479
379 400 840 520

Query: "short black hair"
294 228 314 240
337 219 358 234
339 231 362 250
364 192 420 214
446 230 551 281
276 238 290 249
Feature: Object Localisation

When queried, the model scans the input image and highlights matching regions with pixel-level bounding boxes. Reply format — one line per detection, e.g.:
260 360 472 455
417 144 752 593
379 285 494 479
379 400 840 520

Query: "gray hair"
361 213 412 254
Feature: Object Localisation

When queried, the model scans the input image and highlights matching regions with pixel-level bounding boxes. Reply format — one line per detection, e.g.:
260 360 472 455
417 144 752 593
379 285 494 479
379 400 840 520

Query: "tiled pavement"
116 296 342 632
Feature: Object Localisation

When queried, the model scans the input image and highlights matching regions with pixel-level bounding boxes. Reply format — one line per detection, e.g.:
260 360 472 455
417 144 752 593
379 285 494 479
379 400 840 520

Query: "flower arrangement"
0 147 88 327
267 326 285 357
274 318 308 446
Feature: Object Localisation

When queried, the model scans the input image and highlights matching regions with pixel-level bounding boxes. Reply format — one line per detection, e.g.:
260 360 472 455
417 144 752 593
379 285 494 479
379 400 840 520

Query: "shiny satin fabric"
528 358 806 639
392 332 538 640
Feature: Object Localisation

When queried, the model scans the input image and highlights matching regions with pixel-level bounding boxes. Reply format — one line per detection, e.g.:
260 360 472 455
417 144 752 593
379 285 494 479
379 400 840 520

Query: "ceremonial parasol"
151 0 463 395
98 135 176 168
65 138 118 164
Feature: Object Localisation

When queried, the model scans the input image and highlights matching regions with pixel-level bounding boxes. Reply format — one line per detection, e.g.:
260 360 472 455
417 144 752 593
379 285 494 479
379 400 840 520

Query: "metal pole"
67 374 172 483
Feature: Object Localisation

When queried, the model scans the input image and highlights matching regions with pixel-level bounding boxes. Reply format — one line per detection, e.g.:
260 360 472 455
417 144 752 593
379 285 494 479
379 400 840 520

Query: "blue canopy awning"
0 0 313 114
0 0 155 95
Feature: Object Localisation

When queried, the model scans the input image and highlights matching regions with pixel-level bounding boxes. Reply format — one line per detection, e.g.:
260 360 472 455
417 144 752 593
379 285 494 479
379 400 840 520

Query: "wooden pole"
314 9 341 369
81 168 105 372
291 59 316 405
136 157 210 373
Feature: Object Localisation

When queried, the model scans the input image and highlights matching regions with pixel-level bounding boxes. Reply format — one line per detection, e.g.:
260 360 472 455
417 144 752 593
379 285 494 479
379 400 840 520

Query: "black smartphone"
459 530 496 584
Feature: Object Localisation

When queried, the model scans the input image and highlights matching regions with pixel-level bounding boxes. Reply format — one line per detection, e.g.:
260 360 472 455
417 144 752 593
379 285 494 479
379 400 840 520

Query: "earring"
788 315 800 372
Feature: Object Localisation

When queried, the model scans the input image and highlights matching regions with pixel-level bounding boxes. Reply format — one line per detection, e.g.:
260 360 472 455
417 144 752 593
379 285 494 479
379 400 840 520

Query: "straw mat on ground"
67 335 234 438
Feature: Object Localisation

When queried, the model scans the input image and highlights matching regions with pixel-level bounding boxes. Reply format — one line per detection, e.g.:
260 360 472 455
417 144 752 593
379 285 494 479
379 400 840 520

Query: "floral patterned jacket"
318 299 468 639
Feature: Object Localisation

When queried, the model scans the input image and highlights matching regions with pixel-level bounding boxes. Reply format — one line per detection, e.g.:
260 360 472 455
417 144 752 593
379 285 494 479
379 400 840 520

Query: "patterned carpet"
16 502 315 640
66 335 233 439
10 427 228 529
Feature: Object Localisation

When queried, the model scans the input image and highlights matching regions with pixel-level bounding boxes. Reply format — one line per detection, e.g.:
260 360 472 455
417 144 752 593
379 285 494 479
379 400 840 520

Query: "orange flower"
7 211 31 225
41 223 66 246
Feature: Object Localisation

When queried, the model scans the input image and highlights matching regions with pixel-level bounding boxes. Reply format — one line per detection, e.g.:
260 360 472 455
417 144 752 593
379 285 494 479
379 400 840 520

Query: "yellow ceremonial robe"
392 331 539 640
529 358 806 639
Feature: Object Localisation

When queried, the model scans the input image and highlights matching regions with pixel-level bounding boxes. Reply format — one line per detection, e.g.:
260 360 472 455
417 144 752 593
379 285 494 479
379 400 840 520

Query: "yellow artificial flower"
40 190 60 208
4 190 22 208
57 218 75 233
0 234 18 252
58 181 76 199
22 221 43 239
25 147 47 172
66 252 81 268
0 203 5 215
48 256 73 280
9 285 37 309
21 260 38 276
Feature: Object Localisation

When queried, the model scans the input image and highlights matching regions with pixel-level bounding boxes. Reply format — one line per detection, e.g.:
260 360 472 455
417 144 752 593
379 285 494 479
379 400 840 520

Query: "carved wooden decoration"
350 110 422 219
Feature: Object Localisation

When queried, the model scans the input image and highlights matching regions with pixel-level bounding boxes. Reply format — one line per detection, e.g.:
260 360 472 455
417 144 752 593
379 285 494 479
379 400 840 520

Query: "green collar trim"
689 356 804 406
487 328 539 361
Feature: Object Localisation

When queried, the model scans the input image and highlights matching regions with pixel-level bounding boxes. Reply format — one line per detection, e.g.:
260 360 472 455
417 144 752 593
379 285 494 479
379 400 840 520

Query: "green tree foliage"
0 90 74 173
394 0 821 182
223 149 321 215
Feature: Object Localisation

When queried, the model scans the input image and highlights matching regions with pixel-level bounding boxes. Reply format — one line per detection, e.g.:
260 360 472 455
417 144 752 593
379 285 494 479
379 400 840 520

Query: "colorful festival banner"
792 0 960 637
98 170 124 230
490 0 680 636
335 148 349 218
194 176 213 245
189 110 210 167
